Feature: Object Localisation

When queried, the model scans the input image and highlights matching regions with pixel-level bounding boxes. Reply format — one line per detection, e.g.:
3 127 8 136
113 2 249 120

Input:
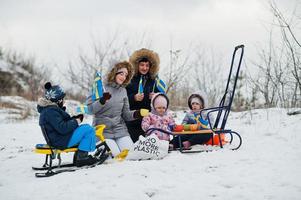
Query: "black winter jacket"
126 74 159 126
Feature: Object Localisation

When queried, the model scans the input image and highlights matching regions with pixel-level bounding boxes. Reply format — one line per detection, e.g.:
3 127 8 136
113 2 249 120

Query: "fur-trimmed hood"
37 97 58 113
37 97 58 108
106 61 134 87
129 48 160 79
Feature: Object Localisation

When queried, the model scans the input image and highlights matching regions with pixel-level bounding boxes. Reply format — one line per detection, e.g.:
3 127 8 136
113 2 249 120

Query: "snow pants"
171 133 212 148
105 136 133 157
67 124 96 152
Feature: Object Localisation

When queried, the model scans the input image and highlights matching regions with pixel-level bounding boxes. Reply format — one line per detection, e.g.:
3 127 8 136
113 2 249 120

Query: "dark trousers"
171 134 212 148
126 123 145 143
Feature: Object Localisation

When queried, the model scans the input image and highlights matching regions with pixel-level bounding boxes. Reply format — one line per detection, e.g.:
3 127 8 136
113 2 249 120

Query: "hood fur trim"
37 97 58 107
129 48 160 79
106 61 134 87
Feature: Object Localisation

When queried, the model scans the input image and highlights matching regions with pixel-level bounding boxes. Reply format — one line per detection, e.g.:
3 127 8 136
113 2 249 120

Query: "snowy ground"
0 103 301 200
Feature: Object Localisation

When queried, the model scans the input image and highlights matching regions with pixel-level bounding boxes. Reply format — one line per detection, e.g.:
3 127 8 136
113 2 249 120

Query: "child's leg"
188 133 212 145
105 139 121 157
67 124 96 152
115 136 134 151
171 135 190 148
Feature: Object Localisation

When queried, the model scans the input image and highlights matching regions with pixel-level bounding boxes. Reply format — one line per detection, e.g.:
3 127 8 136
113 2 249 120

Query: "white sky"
0 0 300 82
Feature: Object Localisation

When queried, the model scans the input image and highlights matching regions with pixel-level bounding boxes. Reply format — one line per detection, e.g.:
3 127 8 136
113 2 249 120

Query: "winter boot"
75 150 98 167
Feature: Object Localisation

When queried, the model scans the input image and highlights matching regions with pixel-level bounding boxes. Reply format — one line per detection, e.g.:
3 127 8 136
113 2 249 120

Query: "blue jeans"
67 124 96 152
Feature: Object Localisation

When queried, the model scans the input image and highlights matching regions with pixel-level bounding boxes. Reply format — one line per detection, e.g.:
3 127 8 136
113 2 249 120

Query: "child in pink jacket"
141 93 175 141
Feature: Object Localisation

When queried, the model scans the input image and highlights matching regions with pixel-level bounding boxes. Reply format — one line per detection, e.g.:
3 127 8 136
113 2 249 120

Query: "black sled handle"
235 44 244 50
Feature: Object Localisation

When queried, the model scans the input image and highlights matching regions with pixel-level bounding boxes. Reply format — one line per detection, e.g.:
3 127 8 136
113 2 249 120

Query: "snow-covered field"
0 102 300 200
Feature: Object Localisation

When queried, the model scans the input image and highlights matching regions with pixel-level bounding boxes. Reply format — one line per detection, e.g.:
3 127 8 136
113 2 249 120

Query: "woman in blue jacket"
37 82 98 167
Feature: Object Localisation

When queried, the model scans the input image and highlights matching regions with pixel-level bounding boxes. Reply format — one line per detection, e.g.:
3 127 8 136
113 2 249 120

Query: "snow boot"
75 150 98 167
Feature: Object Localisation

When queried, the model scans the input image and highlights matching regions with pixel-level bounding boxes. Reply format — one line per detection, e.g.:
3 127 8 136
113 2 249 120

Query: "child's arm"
167 115 176 131
87 97 106 115
168 113 176 126
47 109 78 135
199 110 210 128
181 113 196 124
181 113 189 124
141 115 154 135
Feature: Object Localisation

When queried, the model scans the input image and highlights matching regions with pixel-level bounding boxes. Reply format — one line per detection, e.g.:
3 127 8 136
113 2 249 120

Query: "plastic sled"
33 124 110 177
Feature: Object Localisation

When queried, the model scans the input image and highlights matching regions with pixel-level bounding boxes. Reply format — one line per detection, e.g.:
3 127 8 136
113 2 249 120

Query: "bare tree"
192 47 225 107
0 48 50 101
65 31 153 100
66 32 126 95
269 0 301 107
247 1 301 108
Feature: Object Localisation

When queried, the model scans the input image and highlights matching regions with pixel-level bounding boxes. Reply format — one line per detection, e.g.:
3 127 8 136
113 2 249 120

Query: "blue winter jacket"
37 98 78 149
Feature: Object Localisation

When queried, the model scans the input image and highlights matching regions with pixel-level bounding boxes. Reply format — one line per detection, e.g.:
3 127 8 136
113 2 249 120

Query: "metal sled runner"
146 45 244 152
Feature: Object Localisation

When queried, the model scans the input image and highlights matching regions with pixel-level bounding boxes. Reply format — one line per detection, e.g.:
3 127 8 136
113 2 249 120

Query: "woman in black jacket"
126 48 161 142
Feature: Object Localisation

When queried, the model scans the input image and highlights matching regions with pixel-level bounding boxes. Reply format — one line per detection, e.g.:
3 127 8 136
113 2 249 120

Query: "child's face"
191 102 203 111
155 106 166 116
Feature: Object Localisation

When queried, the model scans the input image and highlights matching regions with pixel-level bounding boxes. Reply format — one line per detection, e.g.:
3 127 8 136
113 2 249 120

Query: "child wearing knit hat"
141 93 175 141
170 93 212 150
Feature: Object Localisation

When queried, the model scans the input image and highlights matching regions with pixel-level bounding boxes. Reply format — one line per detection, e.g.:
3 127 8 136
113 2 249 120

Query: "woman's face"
115 68 128 85
138 61 150 75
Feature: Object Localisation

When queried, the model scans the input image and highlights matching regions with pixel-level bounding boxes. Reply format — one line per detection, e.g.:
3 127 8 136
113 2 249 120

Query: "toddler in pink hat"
141 93 175 141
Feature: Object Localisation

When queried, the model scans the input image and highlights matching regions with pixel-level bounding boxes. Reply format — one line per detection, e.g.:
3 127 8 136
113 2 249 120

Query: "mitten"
76 114 84 122
99 92 112 105
72 114 84 122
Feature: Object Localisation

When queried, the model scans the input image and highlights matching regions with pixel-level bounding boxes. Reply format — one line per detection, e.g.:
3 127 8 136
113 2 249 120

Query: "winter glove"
99 92 112 105
72 114 84 122
133 109 149 119
61 106 66 111
140 109 149 117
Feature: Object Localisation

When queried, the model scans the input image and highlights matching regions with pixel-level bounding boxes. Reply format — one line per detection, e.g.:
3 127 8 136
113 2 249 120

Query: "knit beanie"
44 82 66 102
191 97 202 105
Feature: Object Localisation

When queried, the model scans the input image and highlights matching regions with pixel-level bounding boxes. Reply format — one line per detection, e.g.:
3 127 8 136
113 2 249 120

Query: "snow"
0 100 301 199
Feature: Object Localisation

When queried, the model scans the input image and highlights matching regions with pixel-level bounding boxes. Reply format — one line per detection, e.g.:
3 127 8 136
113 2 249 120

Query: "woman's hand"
134 93 144 101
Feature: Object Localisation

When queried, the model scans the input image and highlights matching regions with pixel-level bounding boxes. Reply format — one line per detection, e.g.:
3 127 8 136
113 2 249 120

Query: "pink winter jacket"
141 112 175 141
